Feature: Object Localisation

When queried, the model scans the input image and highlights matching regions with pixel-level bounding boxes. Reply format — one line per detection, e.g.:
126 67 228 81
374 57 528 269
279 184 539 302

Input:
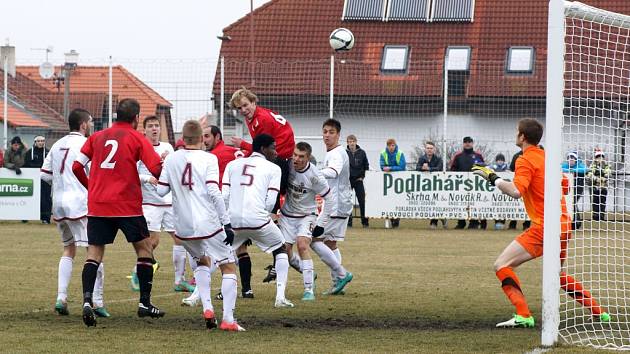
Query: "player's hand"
160 150 169 161
311 225 325 237
14 167 22 175
148 177 158 186
472 164 500 185
223 223 235 246
230 136 243 147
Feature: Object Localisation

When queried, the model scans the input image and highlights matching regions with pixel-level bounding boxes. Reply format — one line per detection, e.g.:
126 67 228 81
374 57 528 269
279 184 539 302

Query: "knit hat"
567 151 578 160
175 138 185 150
594 150 605 158
10 136 22 145
495 153 506 162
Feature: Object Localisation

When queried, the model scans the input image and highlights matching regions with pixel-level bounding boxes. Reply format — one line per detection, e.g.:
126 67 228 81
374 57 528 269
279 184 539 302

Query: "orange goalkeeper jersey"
513 145 569 226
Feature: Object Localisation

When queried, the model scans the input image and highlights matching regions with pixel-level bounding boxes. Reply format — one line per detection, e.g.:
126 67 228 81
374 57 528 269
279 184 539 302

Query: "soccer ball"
329 28 355 51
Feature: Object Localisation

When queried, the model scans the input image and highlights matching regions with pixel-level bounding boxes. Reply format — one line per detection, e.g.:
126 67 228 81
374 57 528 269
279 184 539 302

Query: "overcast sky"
1 0 270 63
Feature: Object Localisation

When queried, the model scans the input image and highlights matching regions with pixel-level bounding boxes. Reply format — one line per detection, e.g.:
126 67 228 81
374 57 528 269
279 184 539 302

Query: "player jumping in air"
473 118 609 328
156 120 243 331
41 109 109 318
73 98 165 327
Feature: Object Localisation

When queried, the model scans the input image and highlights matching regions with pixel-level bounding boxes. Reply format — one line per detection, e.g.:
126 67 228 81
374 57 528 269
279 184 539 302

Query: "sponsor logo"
0 178 34 197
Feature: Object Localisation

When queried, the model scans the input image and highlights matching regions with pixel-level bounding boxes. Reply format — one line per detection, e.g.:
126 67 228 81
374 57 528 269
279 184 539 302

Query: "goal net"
545 1 630 349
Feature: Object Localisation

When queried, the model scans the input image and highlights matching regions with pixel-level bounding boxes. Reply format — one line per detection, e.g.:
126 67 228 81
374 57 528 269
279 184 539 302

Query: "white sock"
93 263 105 307
172 245 187 284
333 248 342 264
57 256 73 302
194 265 213 312
221 273 238 323
289 253 303 272
275 253 289 301
302 259 314 292
187 252 198 272
311 242 346 279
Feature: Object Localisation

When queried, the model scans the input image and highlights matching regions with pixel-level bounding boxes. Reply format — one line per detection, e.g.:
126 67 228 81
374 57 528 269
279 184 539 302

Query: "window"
381 45 410 74
343 0 387 20
387 0 430 21
446 46 471 71
507 47 535 74
431 0 475 22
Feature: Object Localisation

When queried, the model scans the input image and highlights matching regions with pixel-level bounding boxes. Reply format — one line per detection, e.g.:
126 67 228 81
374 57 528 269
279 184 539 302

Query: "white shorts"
233 221 285 253
179 232 235 266
279 214 316 244
56 217 88 247
142 204 175 232
318 216 348 242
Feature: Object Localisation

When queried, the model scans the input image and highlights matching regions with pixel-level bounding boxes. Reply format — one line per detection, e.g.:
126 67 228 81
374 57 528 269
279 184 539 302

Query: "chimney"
0 45 16 78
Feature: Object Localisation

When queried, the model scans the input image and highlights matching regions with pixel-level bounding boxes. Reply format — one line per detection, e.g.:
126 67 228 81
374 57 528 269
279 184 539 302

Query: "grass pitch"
0 220 602 353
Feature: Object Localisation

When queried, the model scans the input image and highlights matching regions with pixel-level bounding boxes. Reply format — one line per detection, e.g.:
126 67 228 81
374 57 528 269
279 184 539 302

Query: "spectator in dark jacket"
450 136 485 229
3 136 26 174
346 134 369 227
416 141 446 229
24 136 52 224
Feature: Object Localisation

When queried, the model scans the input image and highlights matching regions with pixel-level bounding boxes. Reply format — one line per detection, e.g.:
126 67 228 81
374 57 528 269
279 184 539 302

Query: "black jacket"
24 146 49 168
450 148 485 172
416 154 443 172
509 151 522 172
347 145 369 182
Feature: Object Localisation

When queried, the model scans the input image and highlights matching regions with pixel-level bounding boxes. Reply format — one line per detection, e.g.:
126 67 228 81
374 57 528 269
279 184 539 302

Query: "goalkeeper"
473 118 609 328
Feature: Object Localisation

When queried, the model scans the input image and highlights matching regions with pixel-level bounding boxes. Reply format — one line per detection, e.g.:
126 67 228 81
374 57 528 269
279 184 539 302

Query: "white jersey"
40 132 88 220
281 161 330 217
139 141 174 205
157 149 229 239
222 152 281 229
321 145 353 217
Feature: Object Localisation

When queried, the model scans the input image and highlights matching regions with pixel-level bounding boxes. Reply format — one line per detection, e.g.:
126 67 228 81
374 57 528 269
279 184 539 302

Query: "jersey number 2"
100 140 118 169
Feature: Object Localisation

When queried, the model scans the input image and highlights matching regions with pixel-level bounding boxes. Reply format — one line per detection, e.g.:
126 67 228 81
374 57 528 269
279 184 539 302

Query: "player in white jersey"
222 134 294 308
156 120 243 331
40 109 109 318
130 115 196 293
314 119 354 295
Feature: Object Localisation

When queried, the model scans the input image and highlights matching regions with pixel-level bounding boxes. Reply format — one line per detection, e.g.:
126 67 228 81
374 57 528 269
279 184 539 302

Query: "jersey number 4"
100 140 118 169
182 162 194 190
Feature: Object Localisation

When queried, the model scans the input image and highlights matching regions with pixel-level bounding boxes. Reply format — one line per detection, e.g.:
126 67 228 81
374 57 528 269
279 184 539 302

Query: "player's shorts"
142 204 175 232
515 217 572 259
278 214 317 244
317 216 348 242
232 220 285 253
56 217 88 247
178 232 235 266
87 216 150 245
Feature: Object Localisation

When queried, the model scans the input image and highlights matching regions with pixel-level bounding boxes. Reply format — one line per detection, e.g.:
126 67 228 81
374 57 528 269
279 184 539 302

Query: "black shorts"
274 156 291 195
87 216 150 245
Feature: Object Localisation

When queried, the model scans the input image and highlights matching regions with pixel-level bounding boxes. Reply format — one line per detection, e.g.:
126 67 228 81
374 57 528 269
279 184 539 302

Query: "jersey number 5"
100 140 118 169
241 164 255 186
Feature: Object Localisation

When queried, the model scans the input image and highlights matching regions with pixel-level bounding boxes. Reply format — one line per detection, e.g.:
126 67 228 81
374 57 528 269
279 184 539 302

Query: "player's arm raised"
472 164 522 199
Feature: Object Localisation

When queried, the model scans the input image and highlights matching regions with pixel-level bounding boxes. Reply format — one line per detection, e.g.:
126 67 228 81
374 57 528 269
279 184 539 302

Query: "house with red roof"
213 0 630 167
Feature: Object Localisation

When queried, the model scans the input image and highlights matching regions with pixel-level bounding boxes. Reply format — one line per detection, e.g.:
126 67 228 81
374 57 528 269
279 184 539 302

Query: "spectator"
508 151 531 230
346 134 369 228
4 136 26 175
587 150 611 221
416 141 446 229
380 138 406 228
491 153 509 230
562 150 588 230
174 138 186 150
24 136 52 224
450 136 485 229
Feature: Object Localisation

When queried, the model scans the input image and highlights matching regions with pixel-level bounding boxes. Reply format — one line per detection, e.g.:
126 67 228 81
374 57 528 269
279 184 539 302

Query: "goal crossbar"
565 1 630 29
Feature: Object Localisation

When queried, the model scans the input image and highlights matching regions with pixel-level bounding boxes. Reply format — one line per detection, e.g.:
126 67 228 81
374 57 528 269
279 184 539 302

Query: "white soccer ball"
329 28 355 51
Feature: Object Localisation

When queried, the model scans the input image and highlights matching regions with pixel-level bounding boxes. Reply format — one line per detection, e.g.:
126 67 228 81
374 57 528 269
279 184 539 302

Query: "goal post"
544 0 630 349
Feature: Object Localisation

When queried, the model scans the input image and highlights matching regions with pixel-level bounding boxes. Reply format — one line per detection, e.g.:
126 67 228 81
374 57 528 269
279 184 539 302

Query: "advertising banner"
0 168 41 220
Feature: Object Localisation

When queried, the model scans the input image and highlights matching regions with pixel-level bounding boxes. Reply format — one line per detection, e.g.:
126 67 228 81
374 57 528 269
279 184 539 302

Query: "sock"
93 263 105 307
187 252 198 272
194 265 213 312
333 248 342 264
172 245 187 284
136 257 154 306
238 253 252 292
289 253 303 272
496 267 531 317
311 242 346 279
82 259 100 306
560 272 603 315
57 256 73 302
302 259 314 292
275 253 289 301
221 273 238 323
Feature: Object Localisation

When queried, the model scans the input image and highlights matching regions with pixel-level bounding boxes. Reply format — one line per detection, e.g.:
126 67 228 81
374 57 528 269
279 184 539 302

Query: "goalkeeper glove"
472 164 500 186
223 223 235 246
311 225 325 237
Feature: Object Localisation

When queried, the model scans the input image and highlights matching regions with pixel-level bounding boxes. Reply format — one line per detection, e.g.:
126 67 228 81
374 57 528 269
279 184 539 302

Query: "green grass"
0 220 603 353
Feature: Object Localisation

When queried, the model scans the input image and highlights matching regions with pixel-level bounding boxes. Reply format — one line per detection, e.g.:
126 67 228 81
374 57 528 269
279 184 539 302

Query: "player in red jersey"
72 98 166 327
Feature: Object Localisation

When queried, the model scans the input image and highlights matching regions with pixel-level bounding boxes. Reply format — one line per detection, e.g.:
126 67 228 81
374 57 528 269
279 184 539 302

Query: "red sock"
560 272 603 315
496 267 531 317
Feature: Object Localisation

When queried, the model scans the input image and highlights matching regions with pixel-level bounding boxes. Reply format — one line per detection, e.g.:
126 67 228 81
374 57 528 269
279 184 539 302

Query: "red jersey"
240 106 295 160
210 140 249 188
73 121 162 217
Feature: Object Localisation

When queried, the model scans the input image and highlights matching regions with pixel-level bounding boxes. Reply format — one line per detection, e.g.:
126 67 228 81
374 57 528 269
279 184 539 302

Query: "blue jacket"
380 145 406 171
561 160 588 175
